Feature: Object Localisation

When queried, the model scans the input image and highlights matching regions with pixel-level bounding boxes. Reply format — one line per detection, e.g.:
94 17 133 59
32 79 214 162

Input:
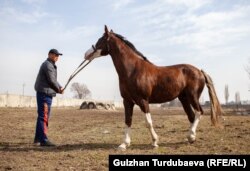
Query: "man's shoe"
33 139 40 146
40 140 56 147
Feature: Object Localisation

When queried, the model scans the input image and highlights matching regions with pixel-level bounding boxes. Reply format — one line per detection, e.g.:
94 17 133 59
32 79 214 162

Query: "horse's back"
159 64 204 82
163 63 205 88
149 64 205 103
164 64 206 97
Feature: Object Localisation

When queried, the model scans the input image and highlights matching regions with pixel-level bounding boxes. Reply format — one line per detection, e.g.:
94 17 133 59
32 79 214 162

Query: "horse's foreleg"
188 111 201 143
118 126 131 150
139 100 159 148
118 100 134 151
145 113 159 148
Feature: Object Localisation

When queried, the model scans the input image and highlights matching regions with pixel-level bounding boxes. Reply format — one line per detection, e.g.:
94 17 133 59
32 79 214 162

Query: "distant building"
241 100 250 105
204 101 210 106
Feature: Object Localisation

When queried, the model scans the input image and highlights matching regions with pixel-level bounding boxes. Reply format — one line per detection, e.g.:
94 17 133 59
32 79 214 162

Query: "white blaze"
84 46 102 60
84 47 94 58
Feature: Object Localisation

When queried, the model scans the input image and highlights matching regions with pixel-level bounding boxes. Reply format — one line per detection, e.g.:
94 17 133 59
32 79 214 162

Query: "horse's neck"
109 38 140 78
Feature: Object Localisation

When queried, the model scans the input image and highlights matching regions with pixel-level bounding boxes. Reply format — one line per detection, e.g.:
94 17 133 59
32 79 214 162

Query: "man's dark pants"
34 92 52 143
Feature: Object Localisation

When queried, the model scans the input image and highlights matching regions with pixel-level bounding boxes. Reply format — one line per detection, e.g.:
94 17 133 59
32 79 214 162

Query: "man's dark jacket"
35 58 61 97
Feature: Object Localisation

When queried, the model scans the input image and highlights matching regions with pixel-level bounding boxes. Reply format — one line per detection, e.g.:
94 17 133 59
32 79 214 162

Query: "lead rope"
63 59 93 91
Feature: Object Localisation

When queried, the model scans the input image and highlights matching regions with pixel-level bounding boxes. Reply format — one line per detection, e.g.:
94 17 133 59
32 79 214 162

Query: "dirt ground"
0 107 249 170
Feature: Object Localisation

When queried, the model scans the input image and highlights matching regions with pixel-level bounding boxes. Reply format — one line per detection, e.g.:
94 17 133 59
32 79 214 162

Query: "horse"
84 25 222 150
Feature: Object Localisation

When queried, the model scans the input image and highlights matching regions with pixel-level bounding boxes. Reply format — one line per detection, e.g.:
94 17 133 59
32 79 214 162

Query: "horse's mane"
112 33 150 62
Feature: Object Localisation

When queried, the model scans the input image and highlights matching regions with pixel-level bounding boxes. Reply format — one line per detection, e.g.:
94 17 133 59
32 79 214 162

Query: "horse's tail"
201 70 222 127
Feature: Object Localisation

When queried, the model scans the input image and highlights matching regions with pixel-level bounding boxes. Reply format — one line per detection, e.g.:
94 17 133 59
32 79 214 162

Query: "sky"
0 0 250 104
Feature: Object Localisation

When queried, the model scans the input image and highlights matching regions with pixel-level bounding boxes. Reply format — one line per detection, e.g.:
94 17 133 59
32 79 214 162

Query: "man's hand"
59 88 64 94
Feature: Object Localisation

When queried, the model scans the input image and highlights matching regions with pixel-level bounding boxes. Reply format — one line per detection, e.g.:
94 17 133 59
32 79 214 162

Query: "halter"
91 36 110 54
92 45 96 51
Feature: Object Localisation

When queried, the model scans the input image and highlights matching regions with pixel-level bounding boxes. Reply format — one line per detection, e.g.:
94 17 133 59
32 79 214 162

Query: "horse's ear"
110 29 114 33
104 25 109 35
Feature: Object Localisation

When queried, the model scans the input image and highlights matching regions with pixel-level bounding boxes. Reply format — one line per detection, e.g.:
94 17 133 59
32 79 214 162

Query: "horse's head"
84 25 111 60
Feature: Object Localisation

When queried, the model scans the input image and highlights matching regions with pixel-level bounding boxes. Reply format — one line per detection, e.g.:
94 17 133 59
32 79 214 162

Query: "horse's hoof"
187 135 196 143
118 146 126 151
118 144 127 151
153 145 159 149
152 140 159 148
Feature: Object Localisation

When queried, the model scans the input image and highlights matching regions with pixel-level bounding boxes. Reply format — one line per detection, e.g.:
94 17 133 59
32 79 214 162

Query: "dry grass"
0 107 249 170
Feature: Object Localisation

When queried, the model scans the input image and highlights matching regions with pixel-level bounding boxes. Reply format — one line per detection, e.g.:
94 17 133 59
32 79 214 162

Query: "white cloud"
130 0 210 24
125 1 250 51
0 6 47 24
0 0 48 24
191 5 250 29
163 0 211 10
63 26 99 41
112 0 134 10
169 5 250 50
21 0 46 5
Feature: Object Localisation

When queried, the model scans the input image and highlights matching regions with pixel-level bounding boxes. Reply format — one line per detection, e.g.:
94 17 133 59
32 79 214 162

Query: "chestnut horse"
85 25 222 150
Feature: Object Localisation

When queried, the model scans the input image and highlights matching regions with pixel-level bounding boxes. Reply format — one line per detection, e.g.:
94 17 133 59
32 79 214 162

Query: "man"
34 49 64 146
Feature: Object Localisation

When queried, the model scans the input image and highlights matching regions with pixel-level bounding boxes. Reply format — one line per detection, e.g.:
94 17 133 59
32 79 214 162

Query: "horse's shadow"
129 141 188 150
0 141 189 152
0 142 117 152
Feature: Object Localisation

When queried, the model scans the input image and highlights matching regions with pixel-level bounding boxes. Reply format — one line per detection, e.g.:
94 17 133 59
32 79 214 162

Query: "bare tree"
70 82 91 99
224 84 229 105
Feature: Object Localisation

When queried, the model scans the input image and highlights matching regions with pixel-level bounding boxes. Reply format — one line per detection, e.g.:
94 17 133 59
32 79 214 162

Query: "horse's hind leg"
178 95 195 123
139 99 159 148
179 94 202 143
118 99 134 151
188 96 204 143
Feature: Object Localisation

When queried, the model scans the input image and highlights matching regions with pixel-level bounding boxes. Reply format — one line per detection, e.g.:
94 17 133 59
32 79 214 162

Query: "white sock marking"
124 126 131 145
118 126 131 150
189 112 201 140
145 113 158 146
